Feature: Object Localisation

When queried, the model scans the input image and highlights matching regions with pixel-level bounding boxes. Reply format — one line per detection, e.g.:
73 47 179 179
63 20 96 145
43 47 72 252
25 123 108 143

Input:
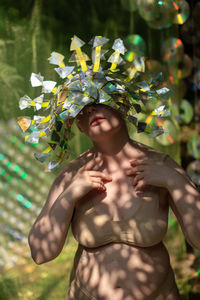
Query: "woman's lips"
90 117 105 126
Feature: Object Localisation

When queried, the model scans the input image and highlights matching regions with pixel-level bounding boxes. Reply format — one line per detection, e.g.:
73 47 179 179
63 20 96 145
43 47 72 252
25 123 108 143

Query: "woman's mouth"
90 116 105 126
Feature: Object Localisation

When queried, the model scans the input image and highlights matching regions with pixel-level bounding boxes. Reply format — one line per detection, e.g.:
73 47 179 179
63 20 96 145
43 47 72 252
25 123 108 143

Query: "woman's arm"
28 164 76 264
28 156 110 264
164 155 200 250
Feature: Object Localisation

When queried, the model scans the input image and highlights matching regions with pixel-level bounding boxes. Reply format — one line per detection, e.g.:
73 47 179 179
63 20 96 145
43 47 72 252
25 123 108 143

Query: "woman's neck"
92 125 134 163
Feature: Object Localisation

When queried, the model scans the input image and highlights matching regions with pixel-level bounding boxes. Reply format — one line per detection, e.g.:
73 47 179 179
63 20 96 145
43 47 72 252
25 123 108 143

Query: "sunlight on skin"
28 105 199 298
136 271 148 282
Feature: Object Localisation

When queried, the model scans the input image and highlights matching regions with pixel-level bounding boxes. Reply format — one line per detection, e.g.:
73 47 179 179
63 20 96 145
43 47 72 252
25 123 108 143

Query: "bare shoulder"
131 140 167 161
54 149 94 188
39 149 94 214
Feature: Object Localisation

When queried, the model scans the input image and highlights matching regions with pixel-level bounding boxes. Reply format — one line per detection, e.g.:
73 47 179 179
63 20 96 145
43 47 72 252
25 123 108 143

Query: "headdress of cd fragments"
18 35 171 172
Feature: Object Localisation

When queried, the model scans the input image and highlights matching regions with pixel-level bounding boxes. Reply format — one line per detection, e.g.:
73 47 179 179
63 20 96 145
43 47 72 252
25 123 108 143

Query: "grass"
0 234 77 300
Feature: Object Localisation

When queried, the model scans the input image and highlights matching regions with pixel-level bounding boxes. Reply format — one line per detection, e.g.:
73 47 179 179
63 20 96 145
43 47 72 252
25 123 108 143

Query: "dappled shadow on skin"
67 149 183 298
29 106 199 299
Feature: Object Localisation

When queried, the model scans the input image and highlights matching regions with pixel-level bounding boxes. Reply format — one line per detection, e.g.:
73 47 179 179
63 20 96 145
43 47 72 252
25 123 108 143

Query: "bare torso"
69 142 180 299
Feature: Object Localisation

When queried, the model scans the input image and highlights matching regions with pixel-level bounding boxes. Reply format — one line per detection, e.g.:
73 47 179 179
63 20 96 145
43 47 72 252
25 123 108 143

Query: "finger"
92 181 106 191
84 156 104 171
135 179 146 191
126 166 145 176
133 173 145 186
89 171 112 181
129 159 148 166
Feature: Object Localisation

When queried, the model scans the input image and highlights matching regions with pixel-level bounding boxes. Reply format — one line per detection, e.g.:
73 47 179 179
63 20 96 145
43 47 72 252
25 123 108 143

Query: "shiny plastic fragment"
18 35 170 172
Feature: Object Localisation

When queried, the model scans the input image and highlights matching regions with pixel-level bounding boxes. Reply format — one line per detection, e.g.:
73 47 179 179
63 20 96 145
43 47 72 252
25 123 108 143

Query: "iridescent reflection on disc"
162 38 184 64
187 136 200 160
146 59 163 73
156 119 178 146
167 76 187 100
124 34 146 59
179 99 193 124
137 0 176 29
168 54 193 79
173 0 190 25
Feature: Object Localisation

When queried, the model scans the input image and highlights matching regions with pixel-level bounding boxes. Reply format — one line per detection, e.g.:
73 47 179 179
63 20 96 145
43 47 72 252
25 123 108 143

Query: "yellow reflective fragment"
75 48 87 71
110 51 120 72
42 146 52 153
39 131 46 138
40 115 51 123
41 102 50 108
93 46 101 72
59 61 65 67
52 88 57 94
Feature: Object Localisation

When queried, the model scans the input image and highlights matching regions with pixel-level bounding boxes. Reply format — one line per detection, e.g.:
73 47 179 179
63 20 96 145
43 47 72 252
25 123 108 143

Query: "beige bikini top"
71 185 169 248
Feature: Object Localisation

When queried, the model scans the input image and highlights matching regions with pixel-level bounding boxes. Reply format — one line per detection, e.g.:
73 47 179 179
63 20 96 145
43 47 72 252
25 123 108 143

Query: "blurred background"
0 0 200 299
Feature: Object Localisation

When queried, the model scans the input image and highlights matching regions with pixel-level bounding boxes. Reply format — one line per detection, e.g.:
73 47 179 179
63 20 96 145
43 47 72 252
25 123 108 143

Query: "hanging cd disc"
186 160 200 186
187 135 200 160
156 119 178 146
146 59 163 73
137 0 158 22
167 76 187 100
121 0 138 12
124 34 146 57
180 19 200 44
173 0 190 25
179 99 194 124
168 54 193 79
162 38 184 64
138 0 176 25
140 0 176 29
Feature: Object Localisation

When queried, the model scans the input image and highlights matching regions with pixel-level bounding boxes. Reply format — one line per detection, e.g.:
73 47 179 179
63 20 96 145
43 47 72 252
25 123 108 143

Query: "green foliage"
0 276 20 300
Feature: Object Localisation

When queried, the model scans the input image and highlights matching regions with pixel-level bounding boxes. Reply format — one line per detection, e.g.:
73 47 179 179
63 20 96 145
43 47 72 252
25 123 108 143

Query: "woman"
28 102 200 299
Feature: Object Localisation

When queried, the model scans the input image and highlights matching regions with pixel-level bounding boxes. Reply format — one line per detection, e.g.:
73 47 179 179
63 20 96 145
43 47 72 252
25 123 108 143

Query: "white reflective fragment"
54 66 74 79
30 73 44 87
42 81 57 93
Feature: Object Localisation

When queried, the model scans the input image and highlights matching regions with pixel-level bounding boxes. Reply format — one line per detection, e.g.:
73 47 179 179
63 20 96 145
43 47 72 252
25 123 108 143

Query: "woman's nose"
85 104 96 114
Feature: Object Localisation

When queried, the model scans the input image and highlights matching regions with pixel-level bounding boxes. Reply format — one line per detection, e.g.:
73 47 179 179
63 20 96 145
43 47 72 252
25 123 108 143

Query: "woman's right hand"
66 156 112 202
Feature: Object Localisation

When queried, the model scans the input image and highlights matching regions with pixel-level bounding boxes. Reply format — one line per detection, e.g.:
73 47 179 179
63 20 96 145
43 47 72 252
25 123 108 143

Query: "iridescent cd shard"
70 35 85 50
30 73 44 87
18 35 170 172
48 52 65 66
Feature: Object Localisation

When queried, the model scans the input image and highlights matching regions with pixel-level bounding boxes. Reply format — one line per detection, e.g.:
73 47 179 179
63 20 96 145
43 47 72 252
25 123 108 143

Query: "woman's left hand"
125 158 176 192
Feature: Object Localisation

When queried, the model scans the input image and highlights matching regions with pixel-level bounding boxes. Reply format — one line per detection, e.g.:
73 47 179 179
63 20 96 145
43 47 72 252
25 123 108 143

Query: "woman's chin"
87 123 122 140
